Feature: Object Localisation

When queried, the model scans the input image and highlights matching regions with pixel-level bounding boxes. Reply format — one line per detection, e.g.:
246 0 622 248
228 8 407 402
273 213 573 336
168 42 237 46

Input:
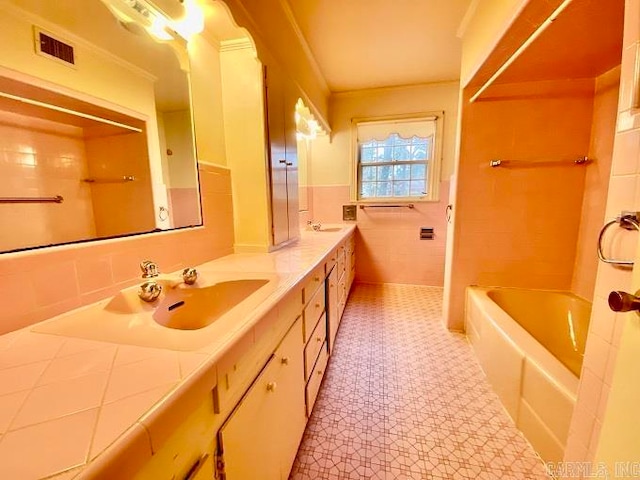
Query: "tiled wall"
447 79 595 330
85 132 156 238
0 164 234 334
303 182 449 286
564 0 640 463
356 181 449 286
168 187 201 228
571 68 620 301
0 112 96 252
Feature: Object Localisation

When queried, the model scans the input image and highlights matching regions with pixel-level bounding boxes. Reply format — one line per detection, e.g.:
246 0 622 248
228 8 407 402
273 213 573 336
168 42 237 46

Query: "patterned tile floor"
290 283 551 480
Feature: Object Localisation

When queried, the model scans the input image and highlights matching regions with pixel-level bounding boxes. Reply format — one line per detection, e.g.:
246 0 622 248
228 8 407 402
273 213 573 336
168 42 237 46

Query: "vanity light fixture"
100 0 203 42
295 99 323 141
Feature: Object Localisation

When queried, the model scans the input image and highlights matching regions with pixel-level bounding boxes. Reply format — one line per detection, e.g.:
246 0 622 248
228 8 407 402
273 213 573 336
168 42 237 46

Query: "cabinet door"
283 86 299 241
219 318 305 480
219 353 280 480
272 317 306 477
265 65 289 246
326 267 339 354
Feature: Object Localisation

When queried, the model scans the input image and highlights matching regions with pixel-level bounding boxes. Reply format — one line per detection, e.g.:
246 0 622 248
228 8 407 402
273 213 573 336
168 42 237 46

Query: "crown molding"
278 0 330 94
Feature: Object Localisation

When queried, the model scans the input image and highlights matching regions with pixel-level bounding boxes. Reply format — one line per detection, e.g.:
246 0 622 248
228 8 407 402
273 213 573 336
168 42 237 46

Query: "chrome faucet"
138 281 162 302
139 260 162 302
182 267 198 285
137 261 198 302
140 260 159 278
307 220 322 232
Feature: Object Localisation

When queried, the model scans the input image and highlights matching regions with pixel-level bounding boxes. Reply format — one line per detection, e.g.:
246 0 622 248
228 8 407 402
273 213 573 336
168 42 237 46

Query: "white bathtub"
465 286 591 463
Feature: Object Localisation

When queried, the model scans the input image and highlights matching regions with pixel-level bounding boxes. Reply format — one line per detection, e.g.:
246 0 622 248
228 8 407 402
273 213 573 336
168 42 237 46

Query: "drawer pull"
317 370 323 376
316 336 322 342
315 303 321 308
266 382 277 392
281 357 289 365
314 276 320 282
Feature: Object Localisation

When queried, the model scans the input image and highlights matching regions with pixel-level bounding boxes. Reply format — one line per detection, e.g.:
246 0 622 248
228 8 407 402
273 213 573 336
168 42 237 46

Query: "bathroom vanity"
0 226 355 480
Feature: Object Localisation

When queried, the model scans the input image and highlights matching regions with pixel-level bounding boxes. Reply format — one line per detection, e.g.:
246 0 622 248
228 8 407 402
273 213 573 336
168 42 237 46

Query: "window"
353 115 442 202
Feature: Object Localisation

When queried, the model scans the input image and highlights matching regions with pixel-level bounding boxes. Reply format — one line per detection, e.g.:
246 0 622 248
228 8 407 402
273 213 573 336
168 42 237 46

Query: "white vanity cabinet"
218 317 306 480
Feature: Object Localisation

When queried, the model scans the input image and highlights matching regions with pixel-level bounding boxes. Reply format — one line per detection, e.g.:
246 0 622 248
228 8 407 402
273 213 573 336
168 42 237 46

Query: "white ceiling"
284 0 473 92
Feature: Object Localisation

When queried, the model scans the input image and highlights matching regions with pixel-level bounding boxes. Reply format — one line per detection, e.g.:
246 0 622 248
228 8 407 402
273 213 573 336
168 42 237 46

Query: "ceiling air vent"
34 28 75 67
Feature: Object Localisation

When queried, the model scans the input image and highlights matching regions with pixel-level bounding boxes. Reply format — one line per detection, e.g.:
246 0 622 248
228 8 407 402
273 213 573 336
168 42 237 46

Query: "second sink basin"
154 279 269 330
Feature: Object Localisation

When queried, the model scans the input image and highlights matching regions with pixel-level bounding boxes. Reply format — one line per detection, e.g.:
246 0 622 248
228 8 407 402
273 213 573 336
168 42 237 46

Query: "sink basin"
153 279 269 330
32 273 278 351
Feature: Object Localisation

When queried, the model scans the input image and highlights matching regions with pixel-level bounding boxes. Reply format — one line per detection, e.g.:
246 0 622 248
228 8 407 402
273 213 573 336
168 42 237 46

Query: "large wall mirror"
0 0 201 253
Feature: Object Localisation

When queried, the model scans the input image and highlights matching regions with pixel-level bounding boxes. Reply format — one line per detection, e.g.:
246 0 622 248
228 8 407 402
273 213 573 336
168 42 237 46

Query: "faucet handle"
138 281 162 302
140 260 159 278
182 267 198 285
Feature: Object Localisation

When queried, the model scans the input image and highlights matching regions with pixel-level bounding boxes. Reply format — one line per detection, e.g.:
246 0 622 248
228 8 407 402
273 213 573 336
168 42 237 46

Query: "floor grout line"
289 283 551 480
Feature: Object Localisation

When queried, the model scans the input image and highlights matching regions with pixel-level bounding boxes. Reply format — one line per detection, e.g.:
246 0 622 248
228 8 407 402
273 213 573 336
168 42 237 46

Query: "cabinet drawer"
326 250 337 273
336 245 345 276
302 263 325 305
304 313 326 379
338 276 347 303
306 345 328 417
303 282 325 343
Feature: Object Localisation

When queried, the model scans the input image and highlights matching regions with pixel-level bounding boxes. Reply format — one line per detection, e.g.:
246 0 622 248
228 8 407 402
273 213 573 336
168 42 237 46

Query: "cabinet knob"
317 370 323 376
315 303 321 308
266 381 277 392
608 290 640 312
314 276 320 282
316 336 322 342
281 357 289 365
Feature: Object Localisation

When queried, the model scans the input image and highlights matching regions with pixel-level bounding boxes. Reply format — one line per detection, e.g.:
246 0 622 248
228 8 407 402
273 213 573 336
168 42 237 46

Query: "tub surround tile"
611 128 640 175
589 295 617 343
583 332 611 380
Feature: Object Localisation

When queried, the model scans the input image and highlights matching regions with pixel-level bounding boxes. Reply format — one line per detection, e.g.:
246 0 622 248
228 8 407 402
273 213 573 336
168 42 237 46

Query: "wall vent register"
35 29 75 66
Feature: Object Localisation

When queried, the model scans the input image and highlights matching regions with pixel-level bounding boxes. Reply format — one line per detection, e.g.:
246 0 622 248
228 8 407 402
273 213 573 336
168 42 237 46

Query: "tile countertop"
0 225 355 480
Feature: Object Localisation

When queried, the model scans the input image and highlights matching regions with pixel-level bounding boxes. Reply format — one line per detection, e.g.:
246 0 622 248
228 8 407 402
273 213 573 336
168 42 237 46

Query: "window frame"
350 112 444 203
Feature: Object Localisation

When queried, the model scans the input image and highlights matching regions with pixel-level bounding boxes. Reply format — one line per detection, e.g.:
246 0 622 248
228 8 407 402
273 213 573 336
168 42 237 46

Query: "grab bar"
0 195 63 204
359 204 414 209
82 176 136 183
597 212 640 267
489 157 590 168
